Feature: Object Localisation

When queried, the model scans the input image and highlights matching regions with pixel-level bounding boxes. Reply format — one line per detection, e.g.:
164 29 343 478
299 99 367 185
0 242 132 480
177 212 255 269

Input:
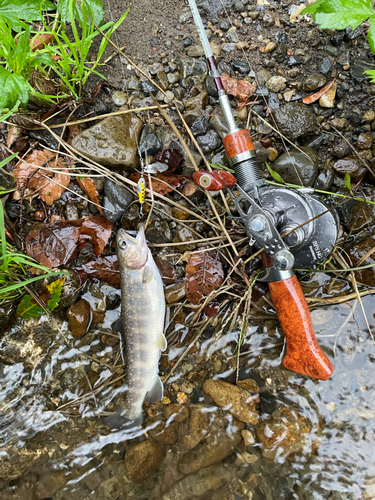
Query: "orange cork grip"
223 129 255 159
268 275 334 380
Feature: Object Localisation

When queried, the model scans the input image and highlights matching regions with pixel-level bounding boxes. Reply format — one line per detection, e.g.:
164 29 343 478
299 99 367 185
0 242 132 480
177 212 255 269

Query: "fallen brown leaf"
7 125 23 148
13 149 71 205
31 33 55 51
154 255 177 285
77 177 102 211
185 249 224 305
130 172 186 196
221 73 256 108
302 78 336 105
153 149 184 173
26 215 113 268
78 254 120 288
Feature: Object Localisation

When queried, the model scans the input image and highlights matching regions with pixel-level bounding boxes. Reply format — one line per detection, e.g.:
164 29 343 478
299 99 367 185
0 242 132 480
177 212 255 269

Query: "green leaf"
266 163 285 184
0 0 55 32
17 276 65 317
302 0 374 30
344 171 352 190
58 0 104 27
46 277 65 311
0 67 29 111
17 294 45 318
208 162 235 173
367 16 375 54
365 69 375 83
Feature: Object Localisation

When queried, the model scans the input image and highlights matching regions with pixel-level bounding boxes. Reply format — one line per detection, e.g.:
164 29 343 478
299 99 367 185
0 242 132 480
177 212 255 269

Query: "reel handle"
262 254 334 380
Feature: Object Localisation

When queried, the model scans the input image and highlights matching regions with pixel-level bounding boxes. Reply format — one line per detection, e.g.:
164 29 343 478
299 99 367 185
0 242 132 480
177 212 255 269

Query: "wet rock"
184 92 208 112
256 407 313 461
302 73 326 92
125 440 166 482
319 82 337 108
203 379 259 425
71 111 143 169
172 200 190 220
179 429 242 474
332 138 352 158
272 43 287 62
173 226 197 251
332 155 367 181
111 90 128 106
160 464 236 500
266 76 286 93
178 57 207 85
191 115 209 136
146 220 173 244
103 178 134 223
164 403 189 423
271 146 319 186
186 44 205 57
0 169 16 190
197 129 221 153
179 405 210 450
348 235 375 286
267 147 279 161
165 282 186 304
314 167 334 191
232 61 250 74
0 302 17 332
67 299 92 337
141 80 159 97
363 110 375 123
210 110 229 139
357 132 374 150
272 102 317 140
350 59 374 84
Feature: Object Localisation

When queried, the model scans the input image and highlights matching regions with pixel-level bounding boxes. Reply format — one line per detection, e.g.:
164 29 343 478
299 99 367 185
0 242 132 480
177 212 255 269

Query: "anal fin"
145 375 164 403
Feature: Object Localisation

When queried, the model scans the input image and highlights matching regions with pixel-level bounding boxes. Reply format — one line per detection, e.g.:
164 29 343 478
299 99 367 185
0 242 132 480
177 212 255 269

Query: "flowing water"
1 277 375 500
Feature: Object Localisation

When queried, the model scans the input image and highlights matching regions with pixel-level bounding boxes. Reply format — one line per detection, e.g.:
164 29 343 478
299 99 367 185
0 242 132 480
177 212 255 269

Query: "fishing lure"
137 156 146 217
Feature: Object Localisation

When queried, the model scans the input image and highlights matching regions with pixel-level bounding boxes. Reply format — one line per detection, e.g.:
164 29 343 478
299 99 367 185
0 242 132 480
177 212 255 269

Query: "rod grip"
268 275 334 380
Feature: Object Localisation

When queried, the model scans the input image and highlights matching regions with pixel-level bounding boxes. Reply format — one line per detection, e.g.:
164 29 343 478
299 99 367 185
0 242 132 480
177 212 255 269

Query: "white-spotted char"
105 225 166 429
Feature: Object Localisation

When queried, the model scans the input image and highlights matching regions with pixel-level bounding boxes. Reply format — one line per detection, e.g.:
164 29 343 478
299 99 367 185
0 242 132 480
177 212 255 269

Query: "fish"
105 225 167 429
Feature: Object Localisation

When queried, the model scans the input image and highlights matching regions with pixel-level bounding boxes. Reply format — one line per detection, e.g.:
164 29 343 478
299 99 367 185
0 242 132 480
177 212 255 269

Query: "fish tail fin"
104 412 143 430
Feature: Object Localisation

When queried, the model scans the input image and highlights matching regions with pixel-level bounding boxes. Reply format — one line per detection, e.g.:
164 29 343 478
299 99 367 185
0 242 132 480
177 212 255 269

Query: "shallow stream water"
1 283 375 500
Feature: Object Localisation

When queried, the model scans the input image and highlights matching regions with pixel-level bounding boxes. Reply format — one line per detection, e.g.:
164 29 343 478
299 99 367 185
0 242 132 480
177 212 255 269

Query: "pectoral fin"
145 375 164 403
157 333 167 351
143 265 154 284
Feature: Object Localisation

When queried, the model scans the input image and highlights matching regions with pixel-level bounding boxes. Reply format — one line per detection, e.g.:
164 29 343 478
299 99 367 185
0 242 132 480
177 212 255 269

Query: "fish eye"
118 239 127 250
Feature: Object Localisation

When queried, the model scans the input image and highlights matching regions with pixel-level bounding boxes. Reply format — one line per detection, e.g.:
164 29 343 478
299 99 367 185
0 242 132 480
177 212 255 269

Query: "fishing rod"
188 0 338 380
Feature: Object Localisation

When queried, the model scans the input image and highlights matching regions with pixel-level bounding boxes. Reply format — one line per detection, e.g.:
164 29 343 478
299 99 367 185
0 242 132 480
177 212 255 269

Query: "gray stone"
272 42 287 62
71 111 143 169
232 60 250 74
139 123 163 157
226 27 238 43
191 115 210 136
197 130 222 153
104 178 134 223
186 44 205 57
222 43 237 52
272 102 317 140
271 146 319 186
178 57 207 83
146 220 173 244
320 57 332 74
210 111 229 139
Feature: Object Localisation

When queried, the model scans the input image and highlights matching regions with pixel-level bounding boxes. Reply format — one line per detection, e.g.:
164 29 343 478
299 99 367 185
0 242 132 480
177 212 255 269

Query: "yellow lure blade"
137 176 146 204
